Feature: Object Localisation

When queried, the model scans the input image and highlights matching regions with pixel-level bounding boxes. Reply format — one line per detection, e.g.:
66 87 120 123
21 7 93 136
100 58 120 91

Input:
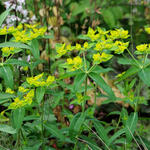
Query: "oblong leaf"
5 59 29 67
0 8 11 27
73 73 87 92
0 42 31 49
89 72 115 100
0 124 16 134
44 124 66 141
36 87 45 104
0 66 14 89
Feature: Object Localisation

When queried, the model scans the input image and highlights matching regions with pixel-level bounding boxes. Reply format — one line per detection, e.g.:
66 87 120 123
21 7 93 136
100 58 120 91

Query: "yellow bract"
66 56 82 71
18 86 29 93
136 44 148 52
0 23 47 43
145 27 150 34
0 26 7 35
76 43 82 50
6 88 15 94
1 47 15 57
93 52 113 64
26 73 55 87
109 29 129 40
56 43 67 57
114 41 129 54
94 40 112 51
8 89 35 109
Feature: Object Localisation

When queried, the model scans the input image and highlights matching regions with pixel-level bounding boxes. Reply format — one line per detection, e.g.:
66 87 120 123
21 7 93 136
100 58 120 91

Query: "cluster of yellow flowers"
135 44 150 54
93 52 113 64
6 88 15 94
145 27 150 34
56 27 130 71
114 41 129 54
71 93 84 105
8 89 34 109
66 56 83 71
26 73 55 87
1 47 15 57
0 23 47 43
5 87 34 109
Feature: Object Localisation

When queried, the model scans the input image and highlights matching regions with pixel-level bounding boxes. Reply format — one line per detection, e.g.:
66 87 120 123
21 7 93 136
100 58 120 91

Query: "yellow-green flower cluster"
0 26 7 35
66 56 83 71
135 44 150 54
114 41 129 54
0 23 47 43
56 43 67 57
108 29 129 40
18 86 29 93
56 42 91 57
71 93 84 105
56 27 130 72
26 73 55 87
145 27 150 34
94 40 112 51
6 88 15 94
1 47 15 57
93 52 113 64
8 89 34 109
87 27 108 41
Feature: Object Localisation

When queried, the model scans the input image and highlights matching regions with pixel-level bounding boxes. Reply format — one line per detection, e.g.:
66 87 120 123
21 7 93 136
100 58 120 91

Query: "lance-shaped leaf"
0 66 14 89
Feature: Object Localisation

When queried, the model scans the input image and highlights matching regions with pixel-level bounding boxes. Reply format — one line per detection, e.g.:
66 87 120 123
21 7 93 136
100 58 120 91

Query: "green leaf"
138 68 150 86
0 9 11 27
107 111 121 116
101 9 115 28
44 124 66 141
30 39 40 59
116 66 140 83
59 70 82 80
80 135 102 150
73 73 87 92
71 1 90 16
117 57 136 65
108 128 125 146
93 120 109 145
77 34 90 40
69 113 80 136
89 72 115 100
0 93 15 101
5 59 29 67
36 87 45 104
111 6 123 20
0 124 16 134
126 112 138 142
90 65 113 74
0 42 31 49
24 115 40 121
0 66 14 89
12 108 25 130
74 112 86 133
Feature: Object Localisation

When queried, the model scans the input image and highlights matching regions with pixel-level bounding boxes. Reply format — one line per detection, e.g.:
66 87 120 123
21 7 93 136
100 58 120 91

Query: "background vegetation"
0 0 150 150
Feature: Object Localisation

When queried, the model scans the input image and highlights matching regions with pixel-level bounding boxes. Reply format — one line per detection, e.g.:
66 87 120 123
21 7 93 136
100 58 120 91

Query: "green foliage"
0 1 150 149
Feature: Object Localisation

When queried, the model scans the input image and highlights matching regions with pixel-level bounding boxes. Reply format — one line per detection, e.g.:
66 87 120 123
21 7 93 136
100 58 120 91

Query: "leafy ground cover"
0 0 150 150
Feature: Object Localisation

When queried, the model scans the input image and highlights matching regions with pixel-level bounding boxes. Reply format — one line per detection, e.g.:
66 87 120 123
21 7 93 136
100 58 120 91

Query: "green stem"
41 98 45 149
88 64 96 73
144 53 148 65
94 84 97 109
126 48 142 68
82 75 88 113
16 129 21 150
83 52 87 72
